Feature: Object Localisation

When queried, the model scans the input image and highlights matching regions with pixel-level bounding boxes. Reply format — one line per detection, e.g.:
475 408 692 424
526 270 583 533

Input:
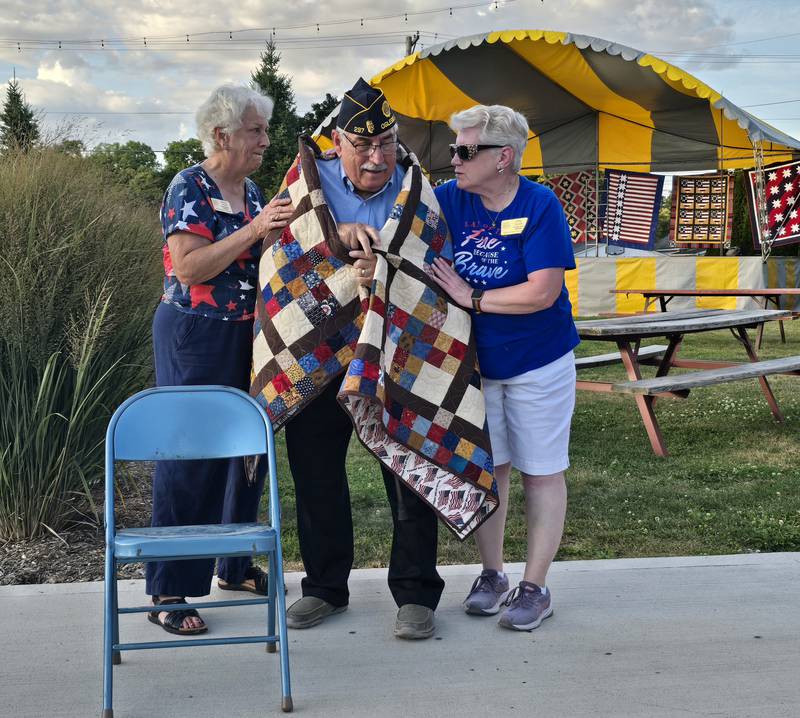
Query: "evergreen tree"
299 93 340 137
0 78 40 153
250 41 301 198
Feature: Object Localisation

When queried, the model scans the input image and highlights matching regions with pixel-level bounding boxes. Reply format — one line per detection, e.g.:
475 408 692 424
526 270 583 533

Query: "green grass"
268 319 800 570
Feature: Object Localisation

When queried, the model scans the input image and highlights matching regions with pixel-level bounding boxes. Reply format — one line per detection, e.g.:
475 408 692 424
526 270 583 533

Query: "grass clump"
0 149 161 540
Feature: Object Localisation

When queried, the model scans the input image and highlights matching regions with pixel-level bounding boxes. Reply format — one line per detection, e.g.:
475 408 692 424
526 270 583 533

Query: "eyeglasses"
448 143 504 161
340 133 399 157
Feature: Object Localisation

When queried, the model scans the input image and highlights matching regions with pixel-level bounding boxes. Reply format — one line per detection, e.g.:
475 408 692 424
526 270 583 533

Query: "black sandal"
218 565 284 595
148 597 208 636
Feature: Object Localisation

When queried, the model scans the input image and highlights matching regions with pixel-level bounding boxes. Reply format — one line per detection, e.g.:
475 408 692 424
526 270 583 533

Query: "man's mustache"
360 161 388 172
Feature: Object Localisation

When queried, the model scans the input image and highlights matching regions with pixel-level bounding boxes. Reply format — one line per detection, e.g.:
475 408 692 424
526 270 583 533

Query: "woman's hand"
430 257 472 308
249 196 294 242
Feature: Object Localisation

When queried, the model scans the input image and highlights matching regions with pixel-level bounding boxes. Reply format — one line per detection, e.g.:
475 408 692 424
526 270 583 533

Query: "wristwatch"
471 288 484 314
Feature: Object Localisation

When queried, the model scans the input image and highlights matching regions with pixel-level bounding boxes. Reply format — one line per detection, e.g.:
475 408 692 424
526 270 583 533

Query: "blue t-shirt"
160 164 266 321
434 177 579 380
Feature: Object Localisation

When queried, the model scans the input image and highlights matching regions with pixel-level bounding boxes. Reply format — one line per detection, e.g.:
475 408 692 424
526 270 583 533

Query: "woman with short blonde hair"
431 103 579 632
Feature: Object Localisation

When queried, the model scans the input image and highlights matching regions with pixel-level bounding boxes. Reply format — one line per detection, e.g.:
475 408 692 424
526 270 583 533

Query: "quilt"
250 138 497 539
602 169 664 250
747 159 800 249
669 174 734 250
536 171 597 244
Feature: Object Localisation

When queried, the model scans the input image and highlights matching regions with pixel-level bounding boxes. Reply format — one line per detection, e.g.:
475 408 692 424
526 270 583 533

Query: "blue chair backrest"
108 385 270 462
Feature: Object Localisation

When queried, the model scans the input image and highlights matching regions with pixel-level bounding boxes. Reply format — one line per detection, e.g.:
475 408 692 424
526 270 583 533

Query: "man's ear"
331 130 345 158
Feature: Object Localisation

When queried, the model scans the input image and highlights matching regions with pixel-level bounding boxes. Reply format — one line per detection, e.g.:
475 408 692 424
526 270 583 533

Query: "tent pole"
595 115 600 257
719 107 725 257
753 140 770 263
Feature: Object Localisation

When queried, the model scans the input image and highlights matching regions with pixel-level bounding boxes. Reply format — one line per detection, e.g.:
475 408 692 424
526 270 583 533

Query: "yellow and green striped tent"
317 30 800 179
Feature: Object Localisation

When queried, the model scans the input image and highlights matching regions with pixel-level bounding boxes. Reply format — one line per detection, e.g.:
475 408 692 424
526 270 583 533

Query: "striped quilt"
602 169 664 250
250 138 497 539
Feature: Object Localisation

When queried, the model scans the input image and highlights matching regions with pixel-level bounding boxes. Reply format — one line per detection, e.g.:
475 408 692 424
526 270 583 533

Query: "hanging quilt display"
747 159 800 250
602 169 663 250
669 174 734 250
536 171 597 244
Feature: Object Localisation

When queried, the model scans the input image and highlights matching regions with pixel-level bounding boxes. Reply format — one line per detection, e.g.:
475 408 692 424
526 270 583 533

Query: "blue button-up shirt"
316 157 404 226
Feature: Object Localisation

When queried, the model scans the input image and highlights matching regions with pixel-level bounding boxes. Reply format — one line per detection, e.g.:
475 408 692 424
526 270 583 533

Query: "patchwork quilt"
250 138 497 539
669 174 733 249
537 171 597 244
747 159 800 249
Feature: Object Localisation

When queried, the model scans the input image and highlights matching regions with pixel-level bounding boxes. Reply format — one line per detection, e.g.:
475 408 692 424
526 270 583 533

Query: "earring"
497 166 504 174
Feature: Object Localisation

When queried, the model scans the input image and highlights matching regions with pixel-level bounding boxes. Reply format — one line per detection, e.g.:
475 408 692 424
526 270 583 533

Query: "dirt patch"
0 464 153 586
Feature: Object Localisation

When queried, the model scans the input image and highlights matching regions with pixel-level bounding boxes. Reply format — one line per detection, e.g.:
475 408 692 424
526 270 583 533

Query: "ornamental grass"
0 148 161 540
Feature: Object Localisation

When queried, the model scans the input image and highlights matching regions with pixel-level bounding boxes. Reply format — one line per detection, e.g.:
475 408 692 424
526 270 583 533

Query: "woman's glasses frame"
448 143 505 162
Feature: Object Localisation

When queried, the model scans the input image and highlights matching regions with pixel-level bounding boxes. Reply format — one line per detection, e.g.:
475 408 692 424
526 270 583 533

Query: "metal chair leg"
266 551 277 654
275 556 293 711
102 548 115 717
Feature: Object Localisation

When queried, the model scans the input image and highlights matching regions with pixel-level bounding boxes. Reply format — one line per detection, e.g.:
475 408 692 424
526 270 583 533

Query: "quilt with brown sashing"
250 138 497 539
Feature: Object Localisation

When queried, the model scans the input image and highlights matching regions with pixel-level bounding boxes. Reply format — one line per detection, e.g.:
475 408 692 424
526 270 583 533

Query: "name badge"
500 218 527 235
210 197 234 214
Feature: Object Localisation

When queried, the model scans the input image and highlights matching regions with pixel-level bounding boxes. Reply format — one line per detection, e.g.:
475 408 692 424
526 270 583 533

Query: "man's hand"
339 223 380 287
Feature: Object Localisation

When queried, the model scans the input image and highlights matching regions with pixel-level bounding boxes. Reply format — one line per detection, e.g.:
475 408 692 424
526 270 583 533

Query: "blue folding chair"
101 385 292 717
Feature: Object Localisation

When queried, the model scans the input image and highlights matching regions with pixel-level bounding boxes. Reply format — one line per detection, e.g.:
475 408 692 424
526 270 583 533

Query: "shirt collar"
339 159 395 198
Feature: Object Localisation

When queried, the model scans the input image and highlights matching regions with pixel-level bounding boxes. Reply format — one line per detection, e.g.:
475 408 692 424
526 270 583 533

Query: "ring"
360 269 366 277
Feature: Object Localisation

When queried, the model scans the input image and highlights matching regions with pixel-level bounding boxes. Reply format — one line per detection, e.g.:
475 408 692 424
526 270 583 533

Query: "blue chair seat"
114 523 276 562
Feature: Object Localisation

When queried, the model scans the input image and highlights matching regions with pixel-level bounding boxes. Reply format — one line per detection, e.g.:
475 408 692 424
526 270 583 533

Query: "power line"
741 98 800 108
2 1 506 48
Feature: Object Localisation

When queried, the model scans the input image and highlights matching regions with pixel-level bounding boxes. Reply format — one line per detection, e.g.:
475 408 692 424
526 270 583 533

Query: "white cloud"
0 0 798 151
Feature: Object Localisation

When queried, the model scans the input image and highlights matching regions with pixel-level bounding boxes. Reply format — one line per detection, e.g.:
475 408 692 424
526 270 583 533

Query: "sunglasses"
448 143 504 161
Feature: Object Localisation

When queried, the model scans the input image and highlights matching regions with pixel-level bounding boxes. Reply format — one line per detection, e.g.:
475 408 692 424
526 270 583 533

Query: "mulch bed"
0 464 153 586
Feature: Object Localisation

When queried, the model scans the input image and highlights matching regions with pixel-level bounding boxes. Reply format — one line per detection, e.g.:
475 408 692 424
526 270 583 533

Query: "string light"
4 2 509 51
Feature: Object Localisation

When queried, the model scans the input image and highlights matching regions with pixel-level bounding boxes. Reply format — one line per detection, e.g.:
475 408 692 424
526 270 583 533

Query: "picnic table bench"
575 308 798 456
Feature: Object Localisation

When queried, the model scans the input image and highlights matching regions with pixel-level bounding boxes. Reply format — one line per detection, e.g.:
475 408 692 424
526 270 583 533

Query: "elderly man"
280 79 443 639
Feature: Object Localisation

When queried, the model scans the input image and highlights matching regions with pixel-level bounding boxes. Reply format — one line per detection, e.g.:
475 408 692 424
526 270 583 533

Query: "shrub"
0 148 161 540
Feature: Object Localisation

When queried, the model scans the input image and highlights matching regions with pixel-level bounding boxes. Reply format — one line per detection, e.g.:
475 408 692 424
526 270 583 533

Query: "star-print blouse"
159 164 266 321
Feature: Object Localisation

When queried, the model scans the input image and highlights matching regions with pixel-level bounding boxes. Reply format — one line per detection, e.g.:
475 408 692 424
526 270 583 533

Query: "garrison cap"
337 77 396 137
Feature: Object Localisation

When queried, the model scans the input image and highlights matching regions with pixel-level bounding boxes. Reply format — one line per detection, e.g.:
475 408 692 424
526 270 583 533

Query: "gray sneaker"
286 596 346 629
463 569 511 615
393 604 435 640
498 581 553 631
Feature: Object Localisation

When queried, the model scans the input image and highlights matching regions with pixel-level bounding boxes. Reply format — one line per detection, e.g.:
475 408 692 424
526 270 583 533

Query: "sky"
1 0 798 160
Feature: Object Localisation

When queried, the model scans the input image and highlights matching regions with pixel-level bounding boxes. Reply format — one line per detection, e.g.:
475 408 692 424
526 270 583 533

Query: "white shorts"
482 350 576 476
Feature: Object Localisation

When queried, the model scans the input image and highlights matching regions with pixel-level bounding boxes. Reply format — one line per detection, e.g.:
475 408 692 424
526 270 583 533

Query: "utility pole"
405 32 420 57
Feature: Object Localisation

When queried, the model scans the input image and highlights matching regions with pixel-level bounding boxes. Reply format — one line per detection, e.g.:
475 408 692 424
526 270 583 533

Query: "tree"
299 93 339 137
53 139 86 158
250 40 302 198
162 138 204 177
89 140 162 204
0 78 40 153
160 137 205 190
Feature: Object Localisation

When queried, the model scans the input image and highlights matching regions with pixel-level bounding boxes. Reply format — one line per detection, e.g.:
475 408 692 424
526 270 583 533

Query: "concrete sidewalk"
2 552 799 718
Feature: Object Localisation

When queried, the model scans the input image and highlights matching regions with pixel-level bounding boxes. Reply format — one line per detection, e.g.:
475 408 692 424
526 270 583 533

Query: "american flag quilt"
747 159 800 249
537 171 597 244
670 174 733 249
602 169 664 250
251 138 498 539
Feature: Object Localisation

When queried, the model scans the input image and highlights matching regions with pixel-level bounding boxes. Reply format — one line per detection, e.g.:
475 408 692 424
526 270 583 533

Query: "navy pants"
285 379 444 610
145 303 265 598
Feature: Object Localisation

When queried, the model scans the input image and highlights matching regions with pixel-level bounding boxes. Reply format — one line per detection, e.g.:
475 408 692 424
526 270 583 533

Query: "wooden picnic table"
609 288 800 348
575 308 797 457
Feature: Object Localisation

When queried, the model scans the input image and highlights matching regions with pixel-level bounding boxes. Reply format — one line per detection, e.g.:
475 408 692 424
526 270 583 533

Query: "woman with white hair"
430 104 579 632
147 84 293 635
